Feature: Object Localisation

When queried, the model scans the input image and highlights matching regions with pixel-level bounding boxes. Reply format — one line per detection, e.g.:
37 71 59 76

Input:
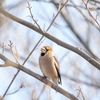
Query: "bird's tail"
52 78 58 92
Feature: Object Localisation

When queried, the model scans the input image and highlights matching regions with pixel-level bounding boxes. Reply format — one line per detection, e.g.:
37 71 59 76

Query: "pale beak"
41 48 46 53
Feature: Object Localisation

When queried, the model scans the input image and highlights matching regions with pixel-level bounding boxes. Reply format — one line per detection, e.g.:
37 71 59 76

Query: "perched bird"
39 46 62 85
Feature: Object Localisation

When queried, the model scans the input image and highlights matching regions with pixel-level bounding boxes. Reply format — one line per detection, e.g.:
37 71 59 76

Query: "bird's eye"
46 48 49 51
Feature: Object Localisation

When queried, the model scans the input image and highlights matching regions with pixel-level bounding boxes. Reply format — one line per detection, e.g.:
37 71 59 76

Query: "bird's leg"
41 76 47 80
40 76 49 84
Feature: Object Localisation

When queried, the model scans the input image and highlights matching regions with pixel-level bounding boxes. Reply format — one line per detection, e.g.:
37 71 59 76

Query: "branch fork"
0 53 79 100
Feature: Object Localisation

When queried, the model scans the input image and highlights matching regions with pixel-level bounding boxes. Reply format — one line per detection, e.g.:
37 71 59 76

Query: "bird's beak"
41 48 46 53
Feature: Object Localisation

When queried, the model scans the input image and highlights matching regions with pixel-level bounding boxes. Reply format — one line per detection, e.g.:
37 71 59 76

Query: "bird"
39 46 62 85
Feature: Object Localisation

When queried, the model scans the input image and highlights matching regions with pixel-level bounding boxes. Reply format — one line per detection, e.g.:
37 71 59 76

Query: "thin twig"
27 2 44 33
70 0 100 31
70 0 100 62
1 4 45 99
1 43 6 54
37 85 46 100
0 5 100 71
82 0 100 28
46 0 68 32
1 1 68 99
1 71 19 100
8 40 19 64
0 53 79 100
39 0 68 45
76 86 85 100
6 83 25 95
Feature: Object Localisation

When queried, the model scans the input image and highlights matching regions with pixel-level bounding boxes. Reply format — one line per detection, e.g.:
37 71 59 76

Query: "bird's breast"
39 55 57 78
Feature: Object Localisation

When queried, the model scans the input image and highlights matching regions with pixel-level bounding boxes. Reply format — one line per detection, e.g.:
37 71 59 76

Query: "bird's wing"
53 56 62 84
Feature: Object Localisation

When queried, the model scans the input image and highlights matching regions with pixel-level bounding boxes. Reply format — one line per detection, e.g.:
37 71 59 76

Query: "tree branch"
0 53 79 100
0 1 68 98
0 7 100 71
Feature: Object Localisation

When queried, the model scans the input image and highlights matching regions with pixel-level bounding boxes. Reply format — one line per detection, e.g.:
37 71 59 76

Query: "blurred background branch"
0 0 100 100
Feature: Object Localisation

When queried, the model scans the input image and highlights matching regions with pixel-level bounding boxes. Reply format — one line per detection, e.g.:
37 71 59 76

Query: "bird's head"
40 46 53 56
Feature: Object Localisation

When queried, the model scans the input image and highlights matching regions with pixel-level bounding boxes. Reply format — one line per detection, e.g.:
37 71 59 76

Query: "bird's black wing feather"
53 56 62 85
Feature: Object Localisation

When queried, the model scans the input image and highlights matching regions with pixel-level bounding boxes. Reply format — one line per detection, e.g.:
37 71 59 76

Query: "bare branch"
0 8 100 70
0 53 79 100
46 0 68 32
76 86 86 100
27 2 44 33
1 2 49 99
0 40 22 99
82 0 100 28
69 1 100 61
39 0 68 45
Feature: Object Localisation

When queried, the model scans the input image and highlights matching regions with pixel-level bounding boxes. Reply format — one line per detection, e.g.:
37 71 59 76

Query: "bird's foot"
40 76 49 84
41 76 47 80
